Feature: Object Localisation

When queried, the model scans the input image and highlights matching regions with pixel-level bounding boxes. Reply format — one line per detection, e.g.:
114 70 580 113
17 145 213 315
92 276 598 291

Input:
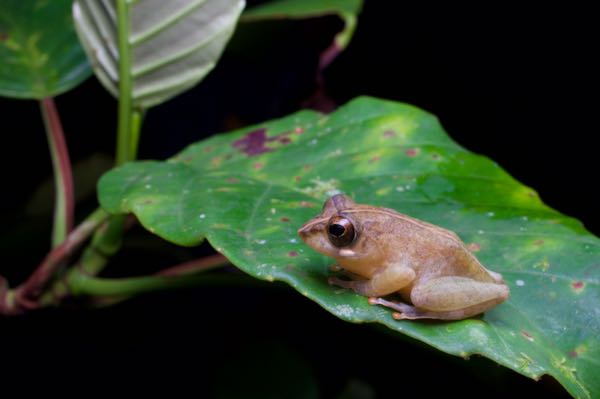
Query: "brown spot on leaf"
368 155 380 164
572 281 584 293
294 127 304 134
303 164 312 172
467 243 481 252
294 175 302 182
253 162 264 170
383 130 396 138
232 128 294 156
226 177 239 183
203 146 213 153
211 156 223 168
232 128 271 156
533 239 545 246
300 201 316 208
288 251 298 257
521 330 534 342
568 345 586 358
212 223 230 229
280 217 290 222
431 153 441 160
0 31 8 42
405 148 419 157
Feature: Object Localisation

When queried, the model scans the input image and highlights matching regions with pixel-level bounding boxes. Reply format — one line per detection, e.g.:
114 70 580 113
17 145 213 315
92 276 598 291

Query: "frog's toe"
328 276 353 289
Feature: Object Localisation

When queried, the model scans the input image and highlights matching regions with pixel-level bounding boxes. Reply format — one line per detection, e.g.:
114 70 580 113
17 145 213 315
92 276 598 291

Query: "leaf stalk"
115 0 136 165
40 97 74 247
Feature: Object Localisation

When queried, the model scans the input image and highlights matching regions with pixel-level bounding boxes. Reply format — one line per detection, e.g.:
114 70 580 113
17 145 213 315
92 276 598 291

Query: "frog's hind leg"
369 276 509 320
409 276 509 320
368 297 437 320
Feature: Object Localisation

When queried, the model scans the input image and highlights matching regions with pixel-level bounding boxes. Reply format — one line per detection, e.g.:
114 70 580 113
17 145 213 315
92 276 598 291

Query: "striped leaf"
73 0 244 108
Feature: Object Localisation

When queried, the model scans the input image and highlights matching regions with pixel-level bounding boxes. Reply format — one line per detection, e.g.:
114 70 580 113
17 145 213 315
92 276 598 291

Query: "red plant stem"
40 97 75 244
156 254 230 277
15 210 108 307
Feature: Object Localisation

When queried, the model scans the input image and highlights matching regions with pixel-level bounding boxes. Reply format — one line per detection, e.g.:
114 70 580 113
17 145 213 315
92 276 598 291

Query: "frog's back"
365 205 496 283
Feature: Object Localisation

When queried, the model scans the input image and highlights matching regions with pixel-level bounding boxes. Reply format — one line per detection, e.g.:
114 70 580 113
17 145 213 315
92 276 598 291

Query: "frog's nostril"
297 225 311 237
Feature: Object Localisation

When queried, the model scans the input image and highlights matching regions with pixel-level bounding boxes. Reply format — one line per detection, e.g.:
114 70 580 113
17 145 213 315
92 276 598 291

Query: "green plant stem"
129 109 143 160
157 254 230 276
39 253 230 307
40 97 74 247
115 0 134 165
36 214 130 307
81 215 128 275
68 272 253 298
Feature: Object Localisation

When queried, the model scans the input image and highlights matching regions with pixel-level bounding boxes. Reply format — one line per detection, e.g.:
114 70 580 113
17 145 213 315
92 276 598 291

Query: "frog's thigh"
411 276 509 314
351 263 416 297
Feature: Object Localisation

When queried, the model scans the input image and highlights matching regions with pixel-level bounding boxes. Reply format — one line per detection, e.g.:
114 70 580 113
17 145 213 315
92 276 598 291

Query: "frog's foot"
368 297 436 320
328 276 355 290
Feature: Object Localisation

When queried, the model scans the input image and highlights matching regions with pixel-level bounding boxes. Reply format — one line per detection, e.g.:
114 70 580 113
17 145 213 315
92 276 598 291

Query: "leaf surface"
73 0 244 108
99 97 600 398
0 0 91 99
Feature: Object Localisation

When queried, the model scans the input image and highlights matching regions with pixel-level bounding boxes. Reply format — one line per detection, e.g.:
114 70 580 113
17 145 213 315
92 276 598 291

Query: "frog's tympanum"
298 194 509 320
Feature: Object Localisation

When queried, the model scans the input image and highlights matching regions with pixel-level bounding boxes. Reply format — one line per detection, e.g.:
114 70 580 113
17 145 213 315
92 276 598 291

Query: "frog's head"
298 194 384 267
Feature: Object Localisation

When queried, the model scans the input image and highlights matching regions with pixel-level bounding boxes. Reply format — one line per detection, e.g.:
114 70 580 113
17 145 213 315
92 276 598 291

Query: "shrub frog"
298 194 509 320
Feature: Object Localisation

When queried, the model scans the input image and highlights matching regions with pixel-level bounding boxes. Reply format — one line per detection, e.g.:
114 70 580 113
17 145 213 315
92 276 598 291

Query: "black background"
1 2 594 397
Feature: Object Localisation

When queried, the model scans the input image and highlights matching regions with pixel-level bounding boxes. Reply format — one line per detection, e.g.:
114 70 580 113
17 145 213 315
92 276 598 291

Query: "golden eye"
327 215 356 247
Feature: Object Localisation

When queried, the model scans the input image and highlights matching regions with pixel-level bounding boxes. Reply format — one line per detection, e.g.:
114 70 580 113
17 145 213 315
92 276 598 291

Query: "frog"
297 194 509 320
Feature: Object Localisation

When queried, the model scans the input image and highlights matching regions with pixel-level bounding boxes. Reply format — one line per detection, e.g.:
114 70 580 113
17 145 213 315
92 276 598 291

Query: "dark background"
1 2 594 397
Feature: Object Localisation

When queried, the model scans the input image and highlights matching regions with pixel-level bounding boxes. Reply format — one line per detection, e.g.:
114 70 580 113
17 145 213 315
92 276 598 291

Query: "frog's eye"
327 215 356 247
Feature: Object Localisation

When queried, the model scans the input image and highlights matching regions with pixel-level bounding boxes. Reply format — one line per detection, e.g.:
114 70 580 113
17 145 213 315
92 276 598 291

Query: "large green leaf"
0 0 91 99
98 97 600 398
73 0 244 108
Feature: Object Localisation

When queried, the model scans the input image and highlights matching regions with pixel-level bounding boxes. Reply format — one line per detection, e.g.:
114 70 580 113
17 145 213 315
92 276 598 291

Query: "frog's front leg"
329 263 415 297
372 276 509 320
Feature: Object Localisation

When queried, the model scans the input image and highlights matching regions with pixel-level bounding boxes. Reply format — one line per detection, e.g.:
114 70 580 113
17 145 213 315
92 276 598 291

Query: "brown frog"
297 194 509 320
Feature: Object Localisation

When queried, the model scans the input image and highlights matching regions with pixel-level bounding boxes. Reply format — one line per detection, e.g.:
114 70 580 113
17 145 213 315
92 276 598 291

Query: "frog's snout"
297 223 313 239
297 219 323 241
